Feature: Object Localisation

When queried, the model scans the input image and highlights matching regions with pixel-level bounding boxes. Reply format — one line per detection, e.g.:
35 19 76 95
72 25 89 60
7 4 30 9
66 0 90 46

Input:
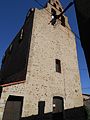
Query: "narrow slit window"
56 59 61 73
50 8 57 25
53 3 56 8
59 7 62 12
8 44 13 54
56 1 59 5
61 15 65 27
20 29 23 40
51 8 56 16
19 29 24 44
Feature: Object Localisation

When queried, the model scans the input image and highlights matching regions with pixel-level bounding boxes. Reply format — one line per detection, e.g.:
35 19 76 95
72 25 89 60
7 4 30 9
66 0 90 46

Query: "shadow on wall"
84 98 90 120
0 9 35 85
1 95 87 120
20 103 87 120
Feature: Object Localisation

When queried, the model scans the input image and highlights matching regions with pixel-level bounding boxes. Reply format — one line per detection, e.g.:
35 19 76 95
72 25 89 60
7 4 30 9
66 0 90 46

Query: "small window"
51 8 56 16
56 1 59 5
8 44 13 54
59 7 62 12
61 15 65 27
20 29 23 40
9 44 13 51
56 59 61 73
2 55 6 64
53 3 56 8
19 29 24 44
50 8 57 25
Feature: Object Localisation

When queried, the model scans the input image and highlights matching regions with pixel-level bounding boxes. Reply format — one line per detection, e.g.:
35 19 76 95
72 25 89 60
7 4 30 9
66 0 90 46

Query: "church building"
0 0 85 120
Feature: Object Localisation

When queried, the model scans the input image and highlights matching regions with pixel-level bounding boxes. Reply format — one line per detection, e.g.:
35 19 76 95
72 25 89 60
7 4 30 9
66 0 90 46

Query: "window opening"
59 7 62 12
61 15 65 27
19 29 24 44
9 44 13 52
56 1 59 5
20 29 23 40
8 44 13 54
56 59 61 73
50 8 57 25
51 8 56 16
53 3 56 8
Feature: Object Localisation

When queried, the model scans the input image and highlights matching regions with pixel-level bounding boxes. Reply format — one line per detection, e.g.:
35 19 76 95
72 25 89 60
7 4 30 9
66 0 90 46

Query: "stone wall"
20 107 87 120
22 2 83 117
0 82 25 120
0 0 83 119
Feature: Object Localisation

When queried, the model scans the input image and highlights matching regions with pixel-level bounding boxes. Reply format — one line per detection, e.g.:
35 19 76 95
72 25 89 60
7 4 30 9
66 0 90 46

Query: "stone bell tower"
0 0 83 120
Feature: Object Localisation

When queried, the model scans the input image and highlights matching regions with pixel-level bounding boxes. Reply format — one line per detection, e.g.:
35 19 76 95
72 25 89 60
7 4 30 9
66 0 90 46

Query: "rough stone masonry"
0 0 83 120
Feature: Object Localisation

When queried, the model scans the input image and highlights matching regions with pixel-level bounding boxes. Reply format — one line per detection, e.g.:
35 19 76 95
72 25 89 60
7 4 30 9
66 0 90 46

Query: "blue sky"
0 0 90 94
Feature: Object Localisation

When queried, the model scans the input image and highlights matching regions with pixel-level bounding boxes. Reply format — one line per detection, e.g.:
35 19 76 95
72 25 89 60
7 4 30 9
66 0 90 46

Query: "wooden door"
53 96 64 120
2 95 23 120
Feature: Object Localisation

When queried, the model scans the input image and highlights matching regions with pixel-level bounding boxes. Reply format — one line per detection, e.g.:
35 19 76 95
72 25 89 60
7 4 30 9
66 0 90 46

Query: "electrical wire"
33 0 81 40
33 1 90 93
49 1 80 40
33 0 90 73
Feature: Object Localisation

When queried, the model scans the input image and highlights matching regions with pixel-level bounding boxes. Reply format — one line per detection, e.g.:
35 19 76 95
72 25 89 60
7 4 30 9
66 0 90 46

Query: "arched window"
56 1 59 5
51 8 56 16
53 3 56 8
59 7 62 12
